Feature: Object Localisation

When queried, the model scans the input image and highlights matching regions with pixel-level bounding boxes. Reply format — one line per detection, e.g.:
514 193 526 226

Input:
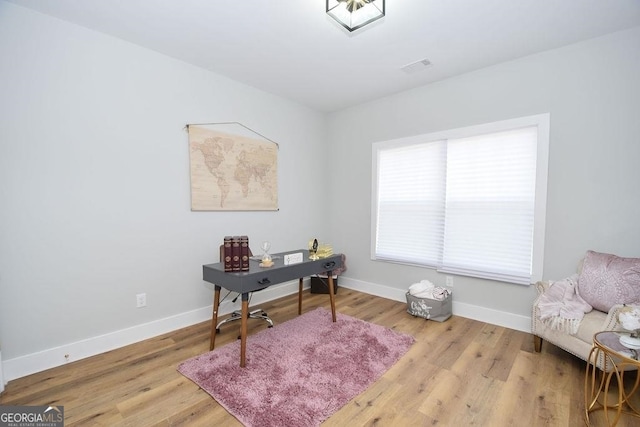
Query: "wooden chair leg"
533 335 542 353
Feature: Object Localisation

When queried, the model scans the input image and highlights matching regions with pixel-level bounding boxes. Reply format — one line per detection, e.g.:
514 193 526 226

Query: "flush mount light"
326 0 385 33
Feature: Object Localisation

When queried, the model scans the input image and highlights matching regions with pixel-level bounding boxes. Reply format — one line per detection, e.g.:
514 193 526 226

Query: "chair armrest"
532 281 551 324
534 280 551 295
602 304 624 331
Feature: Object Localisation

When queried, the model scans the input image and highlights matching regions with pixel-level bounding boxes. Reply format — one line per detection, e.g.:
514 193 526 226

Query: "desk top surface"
203 250 342 293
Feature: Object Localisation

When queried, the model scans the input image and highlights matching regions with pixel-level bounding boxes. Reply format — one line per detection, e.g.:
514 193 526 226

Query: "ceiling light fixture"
326 0 385 33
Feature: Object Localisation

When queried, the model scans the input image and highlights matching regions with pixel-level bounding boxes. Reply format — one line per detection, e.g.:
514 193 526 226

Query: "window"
371 114 549 285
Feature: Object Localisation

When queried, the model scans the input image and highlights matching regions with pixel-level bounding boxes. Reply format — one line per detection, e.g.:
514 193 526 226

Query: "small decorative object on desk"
223 236 233 272
231 236 241 271
308 238 319 260
618 304 640 349
259 240 274 267
240 235 250 271
223 236 249 271
316 243 333 258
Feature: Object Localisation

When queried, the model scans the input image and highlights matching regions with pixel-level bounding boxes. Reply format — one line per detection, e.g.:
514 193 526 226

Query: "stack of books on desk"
223 236 250 272
316 243 333 258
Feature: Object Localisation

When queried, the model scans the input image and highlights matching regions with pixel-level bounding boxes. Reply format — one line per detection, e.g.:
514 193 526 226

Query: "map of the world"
188 125 278 211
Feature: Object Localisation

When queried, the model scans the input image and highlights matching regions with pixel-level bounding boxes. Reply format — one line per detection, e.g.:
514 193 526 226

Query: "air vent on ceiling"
401 58 432 74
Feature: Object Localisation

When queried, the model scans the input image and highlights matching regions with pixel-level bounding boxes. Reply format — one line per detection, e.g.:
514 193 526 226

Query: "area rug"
178 307 414 427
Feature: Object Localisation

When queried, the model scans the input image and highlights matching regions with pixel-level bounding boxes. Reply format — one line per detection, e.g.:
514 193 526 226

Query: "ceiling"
5 0 640 112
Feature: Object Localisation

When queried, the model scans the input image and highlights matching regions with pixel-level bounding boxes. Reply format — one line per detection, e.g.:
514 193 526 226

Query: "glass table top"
594 331 640 361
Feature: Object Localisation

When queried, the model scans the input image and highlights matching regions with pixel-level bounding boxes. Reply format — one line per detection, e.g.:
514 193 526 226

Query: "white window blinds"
375 140 446 266
440 127 537 284
372 115 549 285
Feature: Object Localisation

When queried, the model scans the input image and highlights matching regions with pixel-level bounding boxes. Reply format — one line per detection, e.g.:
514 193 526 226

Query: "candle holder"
260 241 272 263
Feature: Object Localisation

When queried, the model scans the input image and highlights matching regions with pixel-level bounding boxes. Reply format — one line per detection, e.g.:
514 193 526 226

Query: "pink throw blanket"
538 274 592 335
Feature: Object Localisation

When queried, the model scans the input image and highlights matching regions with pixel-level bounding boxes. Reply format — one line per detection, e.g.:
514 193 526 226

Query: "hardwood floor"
2 288 638 426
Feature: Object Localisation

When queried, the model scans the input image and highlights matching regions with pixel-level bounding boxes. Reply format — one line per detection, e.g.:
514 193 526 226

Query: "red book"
240 236 250 271
231 236 241 271
223 236 233 272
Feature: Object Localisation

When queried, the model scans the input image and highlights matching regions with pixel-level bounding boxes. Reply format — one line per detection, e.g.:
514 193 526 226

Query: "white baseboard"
3 276 531 383
3 280 307 383
339 277 532 333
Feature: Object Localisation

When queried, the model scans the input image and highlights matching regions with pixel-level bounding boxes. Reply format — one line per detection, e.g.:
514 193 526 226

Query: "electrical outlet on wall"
446 276 454 287
136 293 147 308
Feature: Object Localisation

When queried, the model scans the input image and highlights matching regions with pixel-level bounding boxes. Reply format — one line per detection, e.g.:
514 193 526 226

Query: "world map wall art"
187 123 278 211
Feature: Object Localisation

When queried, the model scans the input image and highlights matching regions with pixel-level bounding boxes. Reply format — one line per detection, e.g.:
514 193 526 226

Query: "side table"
585 331 640 426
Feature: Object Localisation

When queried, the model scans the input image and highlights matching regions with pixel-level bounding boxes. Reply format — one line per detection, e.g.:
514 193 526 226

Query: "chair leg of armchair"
533 335 542 353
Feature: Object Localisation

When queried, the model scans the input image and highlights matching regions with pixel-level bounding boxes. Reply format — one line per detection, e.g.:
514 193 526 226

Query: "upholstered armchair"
532 282 624 361
532 250 640 362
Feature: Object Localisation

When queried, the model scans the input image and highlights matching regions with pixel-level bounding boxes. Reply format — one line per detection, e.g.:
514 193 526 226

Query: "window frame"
370 114 550 285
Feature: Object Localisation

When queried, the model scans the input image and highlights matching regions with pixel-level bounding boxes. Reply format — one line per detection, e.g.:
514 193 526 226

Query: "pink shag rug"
178 307 414 427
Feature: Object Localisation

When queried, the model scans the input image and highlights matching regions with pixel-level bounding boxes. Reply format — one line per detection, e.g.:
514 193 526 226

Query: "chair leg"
216 308 274 331
533 335 542 353
248 310 274 328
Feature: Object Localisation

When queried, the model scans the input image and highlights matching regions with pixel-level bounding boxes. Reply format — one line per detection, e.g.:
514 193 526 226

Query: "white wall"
327 27 640 322
0 350 4 392
0 3 329 379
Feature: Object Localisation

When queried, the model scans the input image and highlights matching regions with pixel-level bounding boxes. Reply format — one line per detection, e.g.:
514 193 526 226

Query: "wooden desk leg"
328 274 337 322
209 285 221 351
240 293 249 367
298 278 303 315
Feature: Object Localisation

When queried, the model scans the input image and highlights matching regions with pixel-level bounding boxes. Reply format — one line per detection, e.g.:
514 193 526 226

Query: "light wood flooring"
2 288 639 426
